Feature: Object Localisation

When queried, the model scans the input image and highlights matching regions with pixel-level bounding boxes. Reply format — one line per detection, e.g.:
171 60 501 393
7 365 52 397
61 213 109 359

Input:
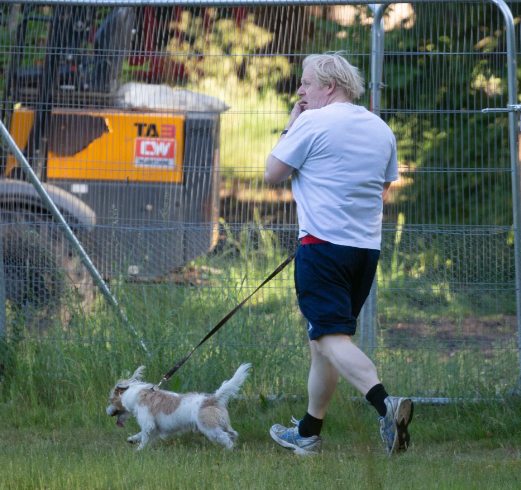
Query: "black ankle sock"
298 412 323 437
365 383 389 417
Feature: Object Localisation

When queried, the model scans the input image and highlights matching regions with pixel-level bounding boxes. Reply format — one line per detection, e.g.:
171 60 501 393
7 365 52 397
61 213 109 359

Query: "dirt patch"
383 315 518 349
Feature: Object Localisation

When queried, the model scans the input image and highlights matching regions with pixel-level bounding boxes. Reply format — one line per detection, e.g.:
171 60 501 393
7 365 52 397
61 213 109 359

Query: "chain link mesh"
0 1 519 397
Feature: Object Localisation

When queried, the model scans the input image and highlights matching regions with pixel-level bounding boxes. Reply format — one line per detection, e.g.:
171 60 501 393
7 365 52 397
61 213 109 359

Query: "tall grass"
1 225 517 432
0 222 307 427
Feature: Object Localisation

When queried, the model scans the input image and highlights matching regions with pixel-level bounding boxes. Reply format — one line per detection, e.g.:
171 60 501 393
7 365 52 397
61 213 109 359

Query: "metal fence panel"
375 1 519 396
0 1 519 397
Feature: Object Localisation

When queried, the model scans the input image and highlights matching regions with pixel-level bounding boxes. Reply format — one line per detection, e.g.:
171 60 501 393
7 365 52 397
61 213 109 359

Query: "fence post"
0 221 6 342
359 3 386 358
489 0 521 394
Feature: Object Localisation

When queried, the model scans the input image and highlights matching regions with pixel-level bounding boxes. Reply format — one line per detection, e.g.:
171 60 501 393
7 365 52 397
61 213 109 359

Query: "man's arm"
382 182 392 202
265 100 306 185
265 154 294 185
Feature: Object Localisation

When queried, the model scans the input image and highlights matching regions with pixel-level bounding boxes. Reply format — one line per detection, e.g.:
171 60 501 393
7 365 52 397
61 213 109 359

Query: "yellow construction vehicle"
0 5 226 323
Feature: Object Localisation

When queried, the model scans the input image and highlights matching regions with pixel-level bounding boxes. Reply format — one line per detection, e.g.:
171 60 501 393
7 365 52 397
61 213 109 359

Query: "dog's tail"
214 363 251 406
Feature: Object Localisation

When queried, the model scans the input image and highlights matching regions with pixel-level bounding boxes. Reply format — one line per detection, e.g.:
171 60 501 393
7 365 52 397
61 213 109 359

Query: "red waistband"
301 235 329 245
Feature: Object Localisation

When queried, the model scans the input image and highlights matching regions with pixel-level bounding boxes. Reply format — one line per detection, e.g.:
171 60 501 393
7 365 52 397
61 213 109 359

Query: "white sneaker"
379 396 414 456
270 416 323 455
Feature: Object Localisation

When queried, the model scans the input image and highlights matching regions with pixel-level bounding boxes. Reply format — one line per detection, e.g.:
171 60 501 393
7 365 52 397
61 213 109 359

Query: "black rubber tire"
1 206 94 329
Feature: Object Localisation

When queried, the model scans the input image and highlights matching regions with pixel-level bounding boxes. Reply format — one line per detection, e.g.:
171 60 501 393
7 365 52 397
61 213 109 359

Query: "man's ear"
327 80 337 95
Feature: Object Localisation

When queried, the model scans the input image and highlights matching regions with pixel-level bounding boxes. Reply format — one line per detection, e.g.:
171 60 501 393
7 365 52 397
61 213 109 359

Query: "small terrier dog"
106 363 251 451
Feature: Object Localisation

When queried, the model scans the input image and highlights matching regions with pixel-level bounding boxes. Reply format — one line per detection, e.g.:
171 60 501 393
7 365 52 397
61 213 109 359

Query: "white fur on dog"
106 363 251 451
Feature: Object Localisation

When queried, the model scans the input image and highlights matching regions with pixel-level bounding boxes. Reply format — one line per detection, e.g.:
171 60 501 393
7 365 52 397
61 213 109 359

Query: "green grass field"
2 394 521 489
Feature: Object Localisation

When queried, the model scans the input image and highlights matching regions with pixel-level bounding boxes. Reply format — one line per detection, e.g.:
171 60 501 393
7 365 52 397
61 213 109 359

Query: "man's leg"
313 332 380 395
307 337 339 419
314 332 413 456
271 332 377 447
295 337 339 439
270 244 412 455
268 333 338 454
270 329 411 456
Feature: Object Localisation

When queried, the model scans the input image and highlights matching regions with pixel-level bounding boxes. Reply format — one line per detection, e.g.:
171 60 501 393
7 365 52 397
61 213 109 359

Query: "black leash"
154 253 296 389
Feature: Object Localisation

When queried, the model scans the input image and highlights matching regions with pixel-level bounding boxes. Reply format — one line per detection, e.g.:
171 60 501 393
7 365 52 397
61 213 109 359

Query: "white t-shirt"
271 102 398 250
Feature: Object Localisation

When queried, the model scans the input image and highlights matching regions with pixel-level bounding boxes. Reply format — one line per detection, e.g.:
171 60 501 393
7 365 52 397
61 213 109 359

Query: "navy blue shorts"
294 242 380 340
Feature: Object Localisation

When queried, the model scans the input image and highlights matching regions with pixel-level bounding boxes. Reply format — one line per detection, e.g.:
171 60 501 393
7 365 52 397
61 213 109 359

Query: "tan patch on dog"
199 408 221 429
199 396 226 429
138 390 181 416
109 387 127 411
200 396 216 409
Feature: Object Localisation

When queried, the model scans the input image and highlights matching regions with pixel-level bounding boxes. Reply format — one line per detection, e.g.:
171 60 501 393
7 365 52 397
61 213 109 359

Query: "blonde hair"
303 52 365 101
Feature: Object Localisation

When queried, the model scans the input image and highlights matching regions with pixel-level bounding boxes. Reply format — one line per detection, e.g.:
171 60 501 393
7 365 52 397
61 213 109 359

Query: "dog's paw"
127 437 136 444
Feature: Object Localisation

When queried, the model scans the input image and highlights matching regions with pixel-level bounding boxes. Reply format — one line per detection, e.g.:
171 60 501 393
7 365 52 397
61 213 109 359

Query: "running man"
265 52 413 456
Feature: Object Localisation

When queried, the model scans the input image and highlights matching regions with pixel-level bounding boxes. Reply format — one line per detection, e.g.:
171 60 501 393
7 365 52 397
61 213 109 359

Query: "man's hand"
382 182 392 202
286 100 306 130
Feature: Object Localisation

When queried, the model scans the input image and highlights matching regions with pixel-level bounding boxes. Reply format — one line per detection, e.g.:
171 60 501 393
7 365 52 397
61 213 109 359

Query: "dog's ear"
131 366 146 381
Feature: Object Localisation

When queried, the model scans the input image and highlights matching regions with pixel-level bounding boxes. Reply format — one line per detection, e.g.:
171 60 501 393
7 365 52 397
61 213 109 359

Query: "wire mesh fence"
0 1 520 398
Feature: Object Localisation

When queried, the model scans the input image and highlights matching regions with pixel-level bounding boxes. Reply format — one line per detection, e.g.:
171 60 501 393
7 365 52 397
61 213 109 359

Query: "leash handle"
158 253 296 384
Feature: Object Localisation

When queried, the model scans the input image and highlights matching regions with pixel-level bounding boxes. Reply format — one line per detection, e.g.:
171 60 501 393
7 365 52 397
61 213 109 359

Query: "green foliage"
217 85 288 178
245 56 292 91
382 3 514 227
166 11 290 91
299 7 373 55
